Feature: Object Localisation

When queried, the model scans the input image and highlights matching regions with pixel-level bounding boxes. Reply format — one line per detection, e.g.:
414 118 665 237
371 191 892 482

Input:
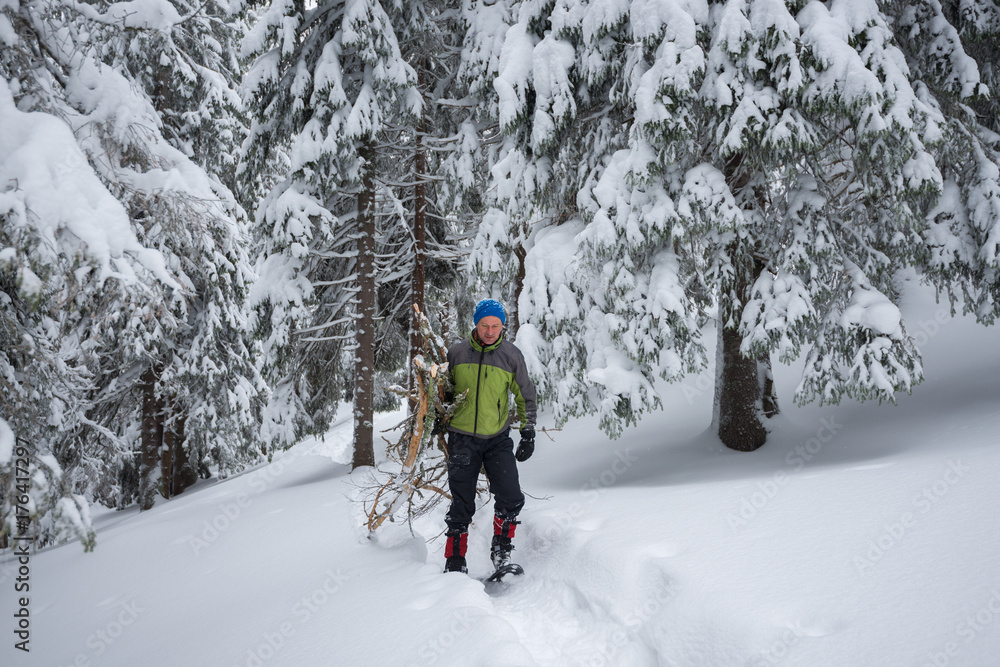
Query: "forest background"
2 0 999 550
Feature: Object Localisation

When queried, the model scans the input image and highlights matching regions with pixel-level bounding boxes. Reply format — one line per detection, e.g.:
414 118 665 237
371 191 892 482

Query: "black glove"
430 418 445 436
515 428 535 462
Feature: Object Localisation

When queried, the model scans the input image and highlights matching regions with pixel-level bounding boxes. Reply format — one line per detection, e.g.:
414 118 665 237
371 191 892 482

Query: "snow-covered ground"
4 282 1000 667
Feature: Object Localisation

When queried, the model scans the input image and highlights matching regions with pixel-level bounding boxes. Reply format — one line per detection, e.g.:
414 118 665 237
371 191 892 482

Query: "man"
441 298 537 574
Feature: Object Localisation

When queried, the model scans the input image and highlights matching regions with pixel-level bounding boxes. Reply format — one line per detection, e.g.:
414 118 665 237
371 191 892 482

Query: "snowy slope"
4 282 1000 667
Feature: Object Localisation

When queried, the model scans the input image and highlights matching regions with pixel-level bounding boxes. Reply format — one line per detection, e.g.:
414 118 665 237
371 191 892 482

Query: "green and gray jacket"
446 332 537 438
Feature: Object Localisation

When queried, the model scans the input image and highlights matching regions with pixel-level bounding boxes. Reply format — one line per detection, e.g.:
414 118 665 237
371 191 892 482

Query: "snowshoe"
485 562 524 583
485 516 523 583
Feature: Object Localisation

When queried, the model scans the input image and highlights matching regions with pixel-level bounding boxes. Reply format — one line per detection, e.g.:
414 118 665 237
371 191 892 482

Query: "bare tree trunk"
715 261 768 451
171 413 198 495
510 243 526 340
409 76 427 401
715 155 776 452
159 400 174 500
155 394 200 498
139 366 163 510
438 301 453 345
353 142 377 470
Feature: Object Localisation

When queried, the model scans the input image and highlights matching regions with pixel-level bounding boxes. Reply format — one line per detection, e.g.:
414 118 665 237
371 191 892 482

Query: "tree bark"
409 72 427 401
171 412 198 495
510 242 526 340
139 366 163 510
715 154 776 452
715 263 768 452
159 401 174 500
353 141 377 470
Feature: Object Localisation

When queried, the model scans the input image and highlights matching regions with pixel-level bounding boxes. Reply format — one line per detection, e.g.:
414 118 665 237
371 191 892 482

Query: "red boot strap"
445 532 468 558
493 515 518 538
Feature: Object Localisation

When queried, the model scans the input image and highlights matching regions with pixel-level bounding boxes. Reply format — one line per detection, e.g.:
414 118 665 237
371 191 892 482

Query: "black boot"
491 515 519 570
443 529 468 574
490 535 513 570
444 555 468 573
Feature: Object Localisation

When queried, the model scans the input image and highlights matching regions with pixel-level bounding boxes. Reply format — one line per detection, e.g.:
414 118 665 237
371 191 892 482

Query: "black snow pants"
445 429 524 531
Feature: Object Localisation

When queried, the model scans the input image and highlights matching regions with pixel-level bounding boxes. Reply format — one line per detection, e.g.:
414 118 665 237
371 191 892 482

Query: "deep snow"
3 282 1000 667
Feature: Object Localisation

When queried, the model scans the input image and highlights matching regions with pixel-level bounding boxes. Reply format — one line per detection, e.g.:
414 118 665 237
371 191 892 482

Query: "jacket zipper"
473 345 485 437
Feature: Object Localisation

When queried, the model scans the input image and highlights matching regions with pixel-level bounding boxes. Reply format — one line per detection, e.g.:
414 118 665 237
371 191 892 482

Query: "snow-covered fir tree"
2 0 160 544
898 0 1000 324
2 0 264 548
476 0 1000 449
460 0 538 335
242 0 421 467
65 0 263 509
468 0 710 436
0 0 188 541
388 0 482 386
5 0 999 550
0 81 154 547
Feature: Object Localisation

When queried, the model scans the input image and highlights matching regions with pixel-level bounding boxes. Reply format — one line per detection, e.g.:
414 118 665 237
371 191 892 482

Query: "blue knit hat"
473 299 506 326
